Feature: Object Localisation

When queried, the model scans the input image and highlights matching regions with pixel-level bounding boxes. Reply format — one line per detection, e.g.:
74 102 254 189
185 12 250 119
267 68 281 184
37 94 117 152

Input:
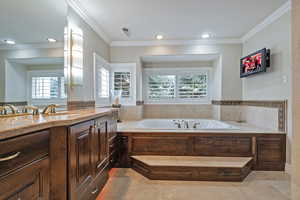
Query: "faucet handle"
22 106 39 115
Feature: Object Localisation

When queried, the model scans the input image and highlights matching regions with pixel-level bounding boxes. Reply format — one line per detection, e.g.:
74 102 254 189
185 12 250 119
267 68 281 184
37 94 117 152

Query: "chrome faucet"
183 120 189 129
173 120 182 128
42 104 59 114
193 122 201 129
22 105 39 115
4 104 18 114
0 106 7 115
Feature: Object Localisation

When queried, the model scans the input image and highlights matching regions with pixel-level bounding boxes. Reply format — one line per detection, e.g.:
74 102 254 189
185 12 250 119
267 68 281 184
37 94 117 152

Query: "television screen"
240 48 269 78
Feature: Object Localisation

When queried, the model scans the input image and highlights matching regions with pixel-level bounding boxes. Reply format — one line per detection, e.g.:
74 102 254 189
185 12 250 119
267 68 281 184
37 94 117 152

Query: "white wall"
67 7 110 102
242 11 292 163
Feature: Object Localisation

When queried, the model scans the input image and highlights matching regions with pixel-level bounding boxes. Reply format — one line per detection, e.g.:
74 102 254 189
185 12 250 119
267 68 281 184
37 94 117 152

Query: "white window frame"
111 63 136 105
27 70 66 106
143 68 212 104
94 53 111 106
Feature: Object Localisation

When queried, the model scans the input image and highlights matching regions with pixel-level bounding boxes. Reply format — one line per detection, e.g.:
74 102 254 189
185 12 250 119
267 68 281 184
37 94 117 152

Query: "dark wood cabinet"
93 118 109 175
68 120 94 200
0 158 50 200
255 135 286 171
68 116 118 200
0 130 50 200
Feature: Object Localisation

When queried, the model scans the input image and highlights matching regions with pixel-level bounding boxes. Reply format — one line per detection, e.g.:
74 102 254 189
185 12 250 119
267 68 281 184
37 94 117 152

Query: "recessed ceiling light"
47 38 57 43
201 33 210 39
3 40 15 45
156 35 164 40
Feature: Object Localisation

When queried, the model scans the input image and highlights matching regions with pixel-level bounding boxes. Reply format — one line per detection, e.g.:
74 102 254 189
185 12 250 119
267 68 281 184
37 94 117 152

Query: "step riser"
132 158 253 182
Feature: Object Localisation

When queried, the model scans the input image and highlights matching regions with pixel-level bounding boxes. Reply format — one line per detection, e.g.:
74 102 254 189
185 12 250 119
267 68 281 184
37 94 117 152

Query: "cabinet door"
256 136 286 171
69 121 94 200
108 117 117 141
0 158 50 200
93 118 109 175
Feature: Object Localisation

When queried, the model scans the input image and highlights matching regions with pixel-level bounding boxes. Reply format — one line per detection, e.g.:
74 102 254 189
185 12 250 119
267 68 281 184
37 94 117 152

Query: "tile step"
131 156 253 182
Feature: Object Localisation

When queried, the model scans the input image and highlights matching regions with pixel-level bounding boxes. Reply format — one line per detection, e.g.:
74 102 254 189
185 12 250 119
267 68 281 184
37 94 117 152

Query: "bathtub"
134 119 239 130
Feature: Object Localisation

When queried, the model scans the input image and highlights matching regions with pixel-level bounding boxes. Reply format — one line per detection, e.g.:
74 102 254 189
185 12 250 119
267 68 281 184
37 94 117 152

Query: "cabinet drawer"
0 130 49 177
0 158 50 200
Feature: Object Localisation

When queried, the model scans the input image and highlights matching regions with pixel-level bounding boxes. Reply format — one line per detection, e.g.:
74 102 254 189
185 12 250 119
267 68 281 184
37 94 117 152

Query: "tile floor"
97 168 291 200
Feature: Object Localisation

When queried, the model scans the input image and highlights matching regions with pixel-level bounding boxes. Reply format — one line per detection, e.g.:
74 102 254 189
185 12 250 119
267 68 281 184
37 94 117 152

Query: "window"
99 67 110 98
144 68 210 103
178 73 208 99
114 72 131 98
110 63 136 105
148 75 176 100
32 76 65 99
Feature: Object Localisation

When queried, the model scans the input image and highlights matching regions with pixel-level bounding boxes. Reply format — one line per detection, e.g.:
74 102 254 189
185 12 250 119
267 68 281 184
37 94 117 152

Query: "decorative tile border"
67 101 95 110
0 101 28 106
212 100 287 132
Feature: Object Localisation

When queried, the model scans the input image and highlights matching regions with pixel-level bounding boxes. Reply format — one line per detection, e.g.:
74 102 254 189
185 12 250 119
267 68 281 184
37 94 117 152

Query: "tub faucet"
193 122 201 129
183 120 189 129
173 120 181 128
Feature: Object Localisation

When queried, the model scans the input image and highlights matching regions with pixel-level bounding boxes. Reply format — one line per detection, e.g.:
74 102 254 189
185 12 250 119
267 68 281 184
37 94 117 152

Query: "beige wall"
292 0 300 199
0 47 63 102
67 6 110 102
242 11 292 164
110 44 243 101
242 12 291 101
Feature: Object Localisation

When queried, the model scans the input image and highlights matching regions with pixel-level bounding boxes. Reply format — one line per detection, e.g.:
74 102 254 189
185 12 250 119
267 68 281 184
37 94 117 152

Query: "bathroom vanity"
0 108 119 200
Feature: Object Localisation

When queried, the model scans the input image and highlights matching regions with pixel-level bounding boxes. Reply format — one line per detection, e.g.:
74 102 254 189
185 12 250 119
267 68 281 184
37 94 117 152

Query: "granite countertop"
117 120 286 135
0 108 114 140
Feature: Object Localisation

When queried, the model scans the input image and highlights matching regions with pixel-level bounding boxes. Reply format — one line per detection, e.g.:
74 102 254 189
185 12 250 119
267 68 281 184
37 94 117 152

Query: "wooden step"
131 156 253 182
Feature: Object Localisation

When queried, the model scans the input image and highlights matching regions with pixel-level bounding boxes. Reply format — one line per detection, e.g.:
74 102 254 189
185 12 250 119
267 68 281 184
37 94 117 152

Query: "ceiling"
0 0 67 45
79 0 288 41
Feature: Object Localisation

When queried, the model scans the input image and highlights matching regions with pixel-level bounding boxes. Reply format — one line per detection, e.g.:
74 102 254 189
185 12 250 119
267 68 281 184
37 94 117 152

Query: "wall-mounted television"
240 48 270 78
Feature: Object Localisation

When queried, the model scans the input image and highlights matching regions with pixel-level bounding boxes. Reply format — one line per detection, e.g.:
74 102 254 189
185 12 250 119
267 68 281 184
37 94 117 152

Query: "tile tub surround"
120 105 143 121
143 104 213 119
0 108 114 140
97 168 291 200
212 100 287 132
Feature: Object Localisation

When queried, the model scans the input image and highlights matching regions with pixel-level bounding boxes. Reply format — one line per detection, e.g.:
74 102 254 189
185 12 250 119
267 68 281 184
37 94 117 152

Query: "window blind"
99 67 110 98
114 72 131 98
32 77 59 99
148 75 176 100
178 73 208 99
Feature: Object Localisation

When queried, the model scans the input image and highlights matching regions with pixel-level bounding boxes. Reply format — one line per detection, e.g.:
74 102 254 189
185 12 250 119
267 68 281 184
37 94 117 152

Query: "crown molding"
66 0 111 44
110 38 243 47
242 0 291 42
0 42 64 50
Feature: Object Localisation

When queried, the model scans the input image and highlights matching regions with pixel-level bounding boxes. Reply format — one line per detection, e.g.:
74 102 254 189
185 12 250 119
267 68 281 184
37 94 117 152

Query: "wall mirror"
0 0 68 113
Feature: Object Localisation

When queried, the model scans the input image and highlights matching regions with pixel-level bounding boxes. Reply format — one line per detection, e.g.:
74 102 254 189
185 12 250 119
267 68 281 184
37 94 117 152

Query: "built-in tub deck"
117 119 286 182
